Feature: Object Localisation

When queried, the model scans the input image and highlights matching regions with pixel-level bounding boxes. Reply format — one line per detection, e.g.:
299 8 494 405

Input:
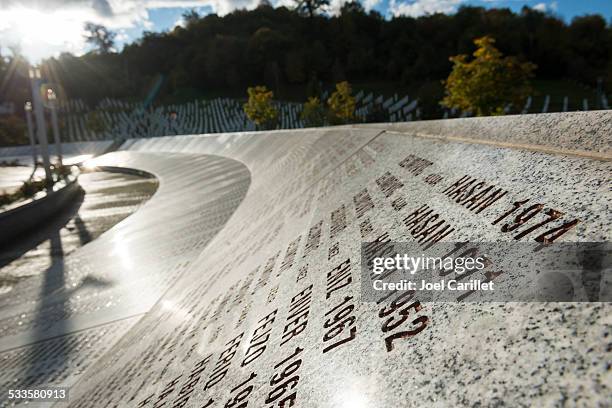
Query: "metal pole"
29 67 52 185
24 101 38 168
48 89 62 166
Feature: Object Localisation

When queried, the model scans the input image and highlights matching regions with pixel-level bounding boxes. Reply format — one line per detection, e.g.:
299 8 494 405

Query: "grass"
0 179 48 207
0 159 21 167
527 79 601 113
0 165 74 208
348 79 603 114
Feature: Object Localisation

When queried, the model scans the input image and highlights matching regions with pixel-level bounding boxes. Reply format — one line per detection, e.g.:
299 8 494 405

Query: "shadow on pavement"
22 229 68 387
0 188 85 272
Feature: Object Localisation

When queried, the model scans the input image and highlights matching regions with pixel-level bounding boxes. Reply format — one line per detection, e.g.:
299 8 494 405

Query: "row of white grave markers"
448 94 609 118
56 91 609 141
56 93 420 141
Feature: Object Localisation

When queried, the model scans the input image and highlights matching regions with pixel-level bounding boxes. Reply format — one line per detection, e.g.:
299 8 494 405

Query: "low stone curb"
0 177 81 246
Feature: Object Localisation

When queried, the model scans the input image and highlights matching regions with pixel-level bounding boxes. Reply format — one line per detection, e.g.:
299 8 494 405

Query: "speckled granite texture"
0 112 609 407
357 110 612 158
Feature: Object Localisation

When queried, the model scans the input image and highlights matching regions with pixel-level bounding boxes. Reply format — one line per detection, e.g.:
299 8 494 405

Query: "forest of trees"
29 2 612 106
0 0 611 140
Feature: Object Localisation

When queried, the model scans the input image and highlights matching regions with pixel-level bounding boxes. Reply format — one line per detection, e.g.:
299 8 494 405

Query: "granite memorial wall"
66 111 610 407
1 111 610 407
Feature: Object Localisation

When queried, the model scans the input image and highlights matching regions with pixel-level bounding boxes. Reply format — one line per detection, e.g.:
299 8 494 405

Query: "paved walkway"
0 170 158 299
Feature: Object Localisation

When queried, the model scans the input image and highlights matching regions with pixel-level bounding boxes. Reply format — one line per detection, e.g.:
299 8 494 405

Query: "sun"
0 6 91 62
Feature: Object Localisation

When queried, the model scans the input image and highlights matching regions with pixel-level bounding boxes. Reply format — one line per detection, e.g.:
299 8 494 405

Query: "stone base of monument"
0 175 81 247
0 111 609 407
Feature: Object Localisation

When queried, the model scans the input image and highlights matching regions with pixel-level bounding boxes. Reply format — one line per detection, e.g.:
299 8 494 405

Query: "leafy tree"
21 5 611 114
0 116 26 146
442 36 536 116
306 73 323 98
331 58 346 83
285 50 306 83
327 81 356 124
301 97 326 127
86 111 107 133
244 86 279 130
84 22 116 54
293 0 329 18
567 15 610 83
181 9 200 28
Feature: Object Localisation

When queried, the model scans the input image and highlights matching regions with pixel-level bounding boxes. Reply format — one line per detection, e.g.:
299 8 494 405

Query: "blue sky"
0 0 610 61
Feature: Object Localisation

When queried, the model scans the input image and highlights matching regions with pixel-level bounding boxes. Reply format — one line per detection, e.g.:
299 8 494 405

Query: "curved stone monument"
0 111 610 407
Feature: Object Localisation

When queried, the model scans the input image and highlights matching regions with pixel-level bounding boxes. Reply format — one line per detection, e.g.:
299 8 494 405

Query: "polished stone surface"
0 111 610 407
0 152 250 407
361 110 612 158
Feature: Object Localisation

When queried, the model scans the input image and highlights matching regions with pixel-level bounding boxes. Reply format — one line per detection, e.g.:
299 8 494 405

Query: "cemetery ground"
168 78 602 113
44 79 608 145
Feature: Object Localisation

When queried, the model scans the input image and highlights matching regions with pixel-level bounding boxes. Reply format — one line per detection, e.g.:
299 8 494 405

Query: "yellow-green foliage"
327 81 356 124
300 97 326 127
0 176 57 206
86 111 107 133
442 36 536 116
243 86 279 129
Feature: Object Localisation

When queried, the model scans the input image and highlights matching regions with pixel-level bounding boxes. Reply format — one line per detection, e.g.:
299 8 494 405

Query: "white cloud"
327 0 349 15
0 0 263 61
115 29 130 42
174 15 187 28
363 0 382 12
388 0 462 18
273 0 297 9
146 0 259 15
532 1 557 13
